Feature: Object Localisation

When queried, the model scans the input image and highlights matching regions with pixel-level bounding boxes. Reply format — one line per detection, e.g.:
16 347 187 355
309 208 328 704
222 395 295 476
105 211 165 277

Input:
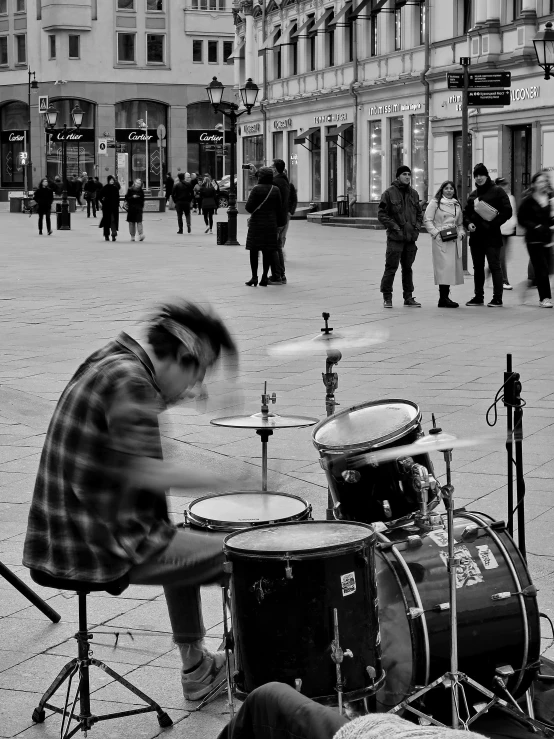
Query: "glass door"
327 128 337 203
511 126 531 204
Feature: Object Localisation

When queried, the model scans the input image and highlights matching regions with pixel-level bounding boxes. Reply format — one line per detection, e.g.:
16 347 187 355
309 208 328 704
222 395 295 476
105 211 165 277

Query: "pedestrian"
84 176 97 218
244 167 285 287
377 165 423 308
53 175 63 196
516 170 554 308
93 176 103 211
164 172 174 205
271 158 292 284
172 172 193 235
125 178 146 242
33 177 54 236
423 180 465 308
199 174 217 234
75 173 85 211
463 163 512 307
190 172 200 213
488 177 517 291
99 174 120 242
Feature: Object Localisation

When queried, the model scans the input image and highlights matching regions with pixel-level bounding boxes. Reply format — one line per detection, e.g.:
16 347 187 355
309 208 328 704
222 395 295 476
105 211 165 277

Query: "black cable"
540 612 554 655
486 373 527 427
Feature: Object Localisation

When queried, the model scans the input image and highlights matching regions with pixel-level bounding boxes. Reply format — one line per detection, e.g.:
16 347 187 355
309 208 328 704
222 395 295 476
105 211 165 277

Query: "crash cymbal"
268 325 390 357
351 434 494 466
211 412 320 430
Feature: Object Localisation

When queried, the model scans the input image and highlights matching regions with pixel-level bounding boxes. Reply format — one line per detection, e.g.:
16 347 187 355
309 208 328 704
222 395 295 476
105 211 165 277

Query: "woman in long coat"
125 178 146 241
99 175 120 242
423 180 465 307
244 167 285 286
33 178 54 236
199 175 218 234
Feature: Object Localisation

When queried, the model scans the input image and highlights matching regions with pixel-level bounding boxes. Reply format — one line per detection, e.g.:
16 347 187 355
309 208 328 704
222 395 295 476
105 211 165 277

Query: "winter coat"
500 194 517 236
517 193 553 246
423 197 465 286
99 183 120 232
272 172 290 222
463 178 512 249
125 187 145 223
33 185 54 213
84 179 96 200
199 185 217 211
172 181 193 204
288 182 298 215
164 176 174 198
245 176 285 252
378 180 423 243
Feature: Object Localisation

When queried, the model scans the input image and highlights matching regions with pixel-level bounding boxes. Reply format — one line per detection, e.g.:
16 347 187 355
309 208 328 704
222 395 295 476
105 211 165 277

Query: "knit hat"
396 165 411 178
333 712 483 739
258 166 274 178
473 162 489 177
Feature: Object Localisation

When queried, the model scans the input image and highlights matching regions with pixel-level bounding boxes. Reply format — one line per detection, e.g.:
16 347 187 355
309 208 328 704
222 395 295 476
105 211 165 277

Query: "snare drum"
376 510 540 716
184 491 311 532
312 399 434 523
224 521 384 704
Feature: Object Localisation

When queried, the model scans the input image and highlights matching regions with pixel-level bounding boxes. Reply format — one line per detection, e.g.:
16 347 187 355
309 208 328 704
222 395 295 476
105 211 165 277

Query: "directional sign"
469 72 511 88
38 95 49 114
98 138 108 156
468 90 511 106
447 73 464 89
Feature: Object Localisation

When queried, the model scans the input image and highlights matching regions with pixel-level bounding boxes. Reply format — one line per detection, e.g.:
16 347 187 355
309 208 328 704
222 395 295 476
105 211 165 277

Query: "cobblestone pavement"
0 206 553 737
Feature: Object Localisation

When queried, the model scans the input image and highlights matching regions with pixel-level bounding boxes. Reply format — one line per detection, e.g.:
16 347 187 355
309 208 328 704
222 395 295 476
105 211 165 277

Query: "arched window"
45 98 96 183
1 101 29 187
115 100 168 189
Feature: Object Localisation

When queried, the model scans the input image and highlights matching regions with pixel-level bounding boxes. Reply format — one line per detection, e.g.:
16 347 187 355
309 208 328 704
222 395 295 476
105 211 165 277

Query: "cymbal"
351 434 494 467
211 412 320 430
268 325 390 357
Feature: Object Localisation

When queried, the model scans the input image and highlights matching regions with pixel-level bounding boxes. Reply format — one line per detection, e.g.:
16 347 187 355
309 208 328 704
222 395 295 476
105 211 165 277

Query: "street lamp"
533 22 554 80
44 102 85 231
206 76 259 245
26 69 38 191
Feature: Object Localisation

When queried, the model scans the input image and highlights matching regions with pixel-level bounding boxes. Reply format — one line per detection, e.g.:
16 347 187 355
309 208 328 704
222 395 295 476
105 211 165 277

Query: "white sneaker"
181 648 226 701
539 298 553 308
503 282 513 290
130 237 135 241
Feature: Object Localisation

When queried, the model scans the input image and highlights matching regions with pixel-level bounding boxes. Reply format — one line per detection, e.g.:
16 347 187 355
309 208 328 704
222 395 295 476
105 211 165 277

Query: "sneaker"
539 298 553 308
503 282 513 290
268 277 284 285
465 296 484 306
205 227 210 233
181 650 226 701
130 237 135 241
383 297 393 308
404 297 421 307
177 230 183 234
139 234 145 241
281 275 287 284
187 225 191 234
487 297 503 307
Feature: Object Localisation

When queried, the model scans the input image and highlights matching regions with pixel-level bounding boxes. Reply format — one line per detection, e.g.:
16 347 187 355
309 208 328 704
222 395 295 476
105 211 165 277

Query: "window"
223 40 233 64
326 12 335 67
219 0 225 8
346 15 354 63
512 0 523 18
311 129 321 201
147 34 164 63
390 117 404 181
291 31 298 75
369 120 382 201
15 35 26 64
419 1 426 45
117 33 136 62
117 0 134 8
370 13 378 56
411 115 425 195
15 0 25 12
49 35 56 59
147 0 163 9
0 1 6 15
0 37 7 65
273 131 283 160
193 39 203 63
308 17 316 71
394 8 402 50
69 35 80 59
208 40 218 63
273 29 281 79
459 0 473 35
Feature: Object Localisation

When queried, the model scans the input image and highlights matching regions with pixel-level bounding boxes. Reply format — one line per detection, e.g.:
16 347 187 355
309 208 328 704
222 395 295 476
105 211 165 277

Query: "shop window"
326 12 335 67
453 131 472 196
289 24 298 75
327 128 337 203
223 40 233 63
394 8 402 50
193 39 203 63
273 131 283 160
311 129 321 201
117 33 136 63
69 35 80 59
45 99 96 184
344 125 354 197
15 35 26 65
308 16 316 71
243 134 264 199
208 40 218 63
0 36 7 65
15 0 25 12
115 100 168 189
186 101 230 180
411 115 425 196
370 13 378 57
147 34 165 64
390 117 404 181
0 1 6 15
49 35 56 59
273 29 282 79
147 0 164 10
346 14 354 63
118 0 134 9
288 130 298 189
369 120 382 201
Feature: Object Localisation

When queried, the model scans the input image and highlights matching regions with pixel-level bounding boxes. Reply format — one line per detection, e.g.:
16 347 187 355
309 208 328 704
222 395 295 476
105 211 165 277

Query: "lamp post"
533 21 554 79
26 69 38 192
44 102 84 231
206 76 259 245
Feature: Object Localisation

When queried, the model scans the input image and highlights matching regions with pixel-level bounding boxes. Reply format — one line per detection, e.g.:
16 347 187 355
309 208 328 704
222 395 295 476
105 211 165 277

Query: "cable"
540 612 554 656
485 373 526 427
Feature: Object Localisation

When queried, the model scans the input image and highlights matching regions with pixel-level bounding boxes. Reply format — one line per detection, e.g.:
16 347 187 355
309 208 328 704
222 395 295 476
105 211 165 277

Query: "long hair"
433 180 458 210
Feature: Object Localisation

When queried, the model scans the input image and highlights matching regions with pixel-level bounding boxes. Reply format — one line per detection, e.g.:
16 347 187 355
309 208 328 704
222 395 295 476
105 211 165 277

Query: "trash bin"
9 196 25 213
336 196 349 217
217 221 229 245
54 197 77 213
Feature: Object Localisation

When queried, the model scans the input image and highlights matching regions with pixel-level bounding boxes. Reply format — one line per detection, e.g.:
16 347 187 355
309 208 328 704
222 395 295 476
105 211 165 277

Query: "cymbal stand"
256 382 276 492
320 313 343 520
503 354 527 559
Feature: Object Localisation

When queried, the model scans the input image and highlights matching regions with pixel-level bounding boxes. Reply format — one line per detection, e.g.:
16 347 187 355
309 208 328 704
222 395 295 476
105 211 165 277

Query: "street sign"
98 138 108 156
38 96 49 114
459 57 471 66
468 72 511 88
18 151 28 165
447 73 464 89
468 90 511 106
156 123 166 140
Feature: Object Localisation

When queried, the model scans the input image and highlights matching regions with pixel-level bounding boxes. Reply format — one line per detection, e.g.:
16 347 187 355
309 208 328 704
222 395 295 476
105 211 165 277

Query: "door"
511 126 531 204
453 131 472 199
328 138 337 204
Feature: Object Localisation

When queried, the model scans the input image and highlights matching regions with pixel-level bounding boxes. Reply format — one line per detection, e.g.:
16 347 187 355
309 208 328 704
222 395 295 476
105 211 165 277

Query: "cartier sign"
9 132 24 142
200 132 223 142
116 128 159 143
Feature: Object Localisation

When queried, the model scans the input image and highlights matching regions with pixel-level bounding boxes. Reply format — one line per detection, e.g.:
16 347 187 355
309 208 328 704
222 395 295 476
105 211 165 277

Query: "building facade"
232 0 554 214
0 0 236 196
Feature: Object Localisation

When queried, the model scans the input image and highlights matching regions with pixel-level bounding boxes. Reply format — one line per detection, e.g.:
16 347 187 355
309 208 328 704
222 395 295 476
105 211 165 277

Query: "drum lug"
408 607 424 620
341 469 361 484
294 678 303 693
406 535 423 549
284 556 293 579
461 525 480 542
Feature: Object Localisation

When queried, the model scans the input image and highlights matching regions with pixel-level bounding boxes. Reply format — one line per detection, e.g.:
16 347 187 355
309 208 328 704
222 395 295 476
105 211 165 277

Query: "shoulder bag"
247 186 275 226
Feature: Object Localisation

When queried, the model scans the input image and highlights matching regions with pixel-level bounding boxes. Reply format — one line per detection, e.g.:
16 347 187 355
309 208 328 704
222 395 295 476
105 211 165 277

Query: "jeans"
527 244 553 301
271 249 285 280
128 527 226 643
38 210 51 234
277 214 291 249
470 243 503 300
203 209 214 230
176 202 191 232
87 198 96 217
380 240 418 297
129 222 144 238
216 682 346 739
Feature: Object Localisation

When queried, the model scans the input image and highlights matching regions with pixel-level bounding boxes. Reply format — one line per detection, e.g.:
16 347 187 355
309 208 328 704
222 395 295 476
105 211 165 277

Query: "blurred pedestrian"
199 174 217 234
493 177 517 290
423 180 464 307
190 173 199 213
53 175 63 196
463 163 512 307
33 178 54 236
93 176 103 210
99 174 120 242
244 167 284 287
172 172 193 235
378 165 423 308
517 170 554 308
271 158 291 284
84 176 97 218
165 172 174 205
125 178 145 242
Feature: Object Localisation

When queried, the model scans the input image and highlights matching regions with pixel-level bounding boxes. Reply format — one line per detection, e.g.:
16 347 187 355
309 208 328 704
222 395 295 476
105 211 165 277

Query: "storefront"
187 102 230 181
1 101 28 188
241 121 263 199
45 99 96 182
115 100 167 189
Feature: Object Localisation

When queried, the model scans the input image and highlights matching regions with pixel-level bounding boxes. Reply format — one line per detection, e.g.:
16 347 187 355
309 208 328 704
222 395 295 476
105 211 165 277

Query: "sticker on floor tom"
341 572 356 597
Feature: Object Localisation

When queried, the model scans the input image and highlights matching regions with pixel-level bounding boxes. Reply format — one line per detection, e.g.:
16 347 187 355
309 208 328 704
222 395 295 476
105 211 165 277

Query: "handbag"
474 198 498 222
439 227 457 241
247 186 274 226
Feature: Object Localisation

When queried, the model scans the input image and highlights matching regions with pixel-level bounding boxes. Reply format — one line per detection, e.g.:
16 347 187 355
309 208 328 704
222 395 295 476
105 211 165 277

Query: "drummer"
23 299 238 701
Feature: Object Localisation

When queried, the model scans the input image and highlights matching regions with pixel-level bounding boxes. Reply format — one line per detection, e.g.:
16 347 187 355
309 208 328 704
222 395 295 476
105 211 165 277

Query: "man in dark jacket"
84 177 97 218
270 159 291 285
463 163 513 307
164 172 174 204
377 165 423 308
172 172 194 234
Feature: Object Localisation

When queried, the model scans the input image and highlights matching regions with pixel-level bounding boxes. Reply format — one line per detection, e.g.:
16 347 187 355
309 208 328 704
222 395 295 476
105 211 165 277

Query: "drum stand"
320 313 343 521
503 354 527 559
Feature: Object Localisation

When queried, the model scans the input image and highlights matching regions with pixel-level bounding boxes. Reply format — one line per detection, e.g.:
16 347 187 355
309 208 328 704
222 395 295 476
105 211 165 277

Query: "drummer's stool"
29 570 172 736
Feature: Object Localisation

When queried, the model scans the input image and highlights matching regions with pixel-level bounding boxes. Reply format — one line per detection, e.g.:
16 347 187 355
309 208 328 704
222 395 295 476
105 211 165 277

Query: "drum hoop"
312 398 422 453
185 491 311 530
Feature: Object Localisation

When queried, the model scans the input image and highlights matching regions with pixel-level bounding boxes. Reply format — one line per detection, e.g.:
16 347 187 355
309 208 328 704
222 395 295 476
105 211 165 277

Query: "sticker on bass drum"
341 572 356 597
440 544 484 588
428 530 457 548
476 544 499 570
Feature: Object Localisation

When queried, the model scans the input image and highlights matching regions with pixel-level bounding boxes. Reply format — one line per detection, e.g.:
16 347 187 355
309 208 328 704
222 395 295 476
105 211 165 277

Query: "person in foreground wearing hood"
463 163 512 307
377 165 423 308
244 167 285 287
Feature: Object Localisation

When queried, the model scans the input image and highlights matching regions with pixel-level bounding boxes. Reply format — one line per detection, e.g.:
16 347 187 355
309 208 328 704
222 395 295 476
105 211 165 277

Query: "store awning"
291 15 314 39
350 0 390 20
328 2 353 27
326 122 353 142
294 127 320 144
258 26 281 54
227 38 245 60
307 6 335 36
274 21 296 46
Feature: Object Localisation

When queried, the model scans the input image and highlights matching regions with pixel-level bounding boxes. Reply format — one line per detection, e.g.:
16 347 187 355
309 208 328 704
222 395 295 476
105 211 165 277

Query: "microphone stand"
503 353 527 559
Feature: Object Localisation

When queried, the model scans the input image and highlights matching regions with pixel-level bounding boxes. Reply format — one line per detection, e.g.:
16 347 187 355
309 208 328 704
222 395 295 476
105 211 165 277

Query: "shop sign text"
510 86 540 102
8 132 24 142
200 133 223 142
314 113 348 124
243 122 261 134
368 102 422 115
274 118 292 129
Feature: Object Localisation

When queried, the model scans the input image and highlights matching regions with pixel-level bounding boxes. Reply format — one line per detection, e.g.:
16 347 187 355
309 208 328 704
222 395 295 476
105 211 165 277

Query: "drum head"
224 520 374 558
312 399 421 452
187 491 309 530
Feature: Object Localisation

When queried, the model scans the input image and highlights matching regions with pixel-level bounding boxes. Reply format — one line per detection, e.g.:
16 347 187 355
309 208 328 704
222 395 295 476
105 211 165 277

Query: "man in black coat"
463 163 512 307
172 173 194 234
377 165 423 308
270 159 291 285
164 172 174 204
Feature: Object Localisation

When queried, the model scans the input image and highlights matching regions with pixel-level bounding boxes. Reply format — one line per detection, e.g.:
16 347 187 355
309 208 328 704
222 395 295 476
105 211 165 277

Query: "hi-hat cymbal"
211 412 320 430
268 325 390 357
349 434 496 467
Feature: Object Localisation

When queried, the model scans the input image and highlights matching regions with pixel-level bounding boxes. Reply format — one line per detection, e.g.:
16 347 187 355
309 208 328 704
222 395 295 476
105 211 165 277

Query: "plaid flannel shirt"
23 333 176 583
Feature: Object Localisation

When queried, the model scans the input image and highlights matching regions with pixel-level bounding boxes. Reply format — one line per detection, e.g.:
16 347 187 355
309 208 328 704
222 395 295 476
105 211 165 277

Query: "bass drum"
376 510 540 717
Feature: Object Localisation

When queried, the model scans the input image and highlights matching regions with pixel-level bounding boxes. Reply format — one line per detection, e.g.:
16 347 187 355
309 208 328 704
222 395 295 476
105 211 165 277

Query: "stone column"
243 2 256 82
522 0 537 14
474 1 487 25
486 0 500 21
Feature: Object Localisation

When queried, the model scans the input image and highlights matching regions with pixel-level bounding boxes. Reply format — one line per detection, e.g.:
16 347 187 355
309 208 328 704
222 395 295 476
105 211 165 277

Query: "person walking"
84 176 97 218
271 158 291 284
463 163 513 307
93 176 103 211
493 177 517 291
164 172 174 205
244 167 285 287
125 178 146 242
377 165 423 308
33 178 54 236
172 172 193 235
190 173 199 213
423 180 465 307
517 170 554 308
99 174 120 242
199 174 217 234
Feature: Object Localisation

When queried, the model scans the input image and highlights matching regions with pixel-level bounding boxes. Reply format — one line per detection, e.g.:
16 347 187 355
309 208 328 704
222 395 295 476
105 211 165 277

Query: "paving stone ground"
0 205 553 737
